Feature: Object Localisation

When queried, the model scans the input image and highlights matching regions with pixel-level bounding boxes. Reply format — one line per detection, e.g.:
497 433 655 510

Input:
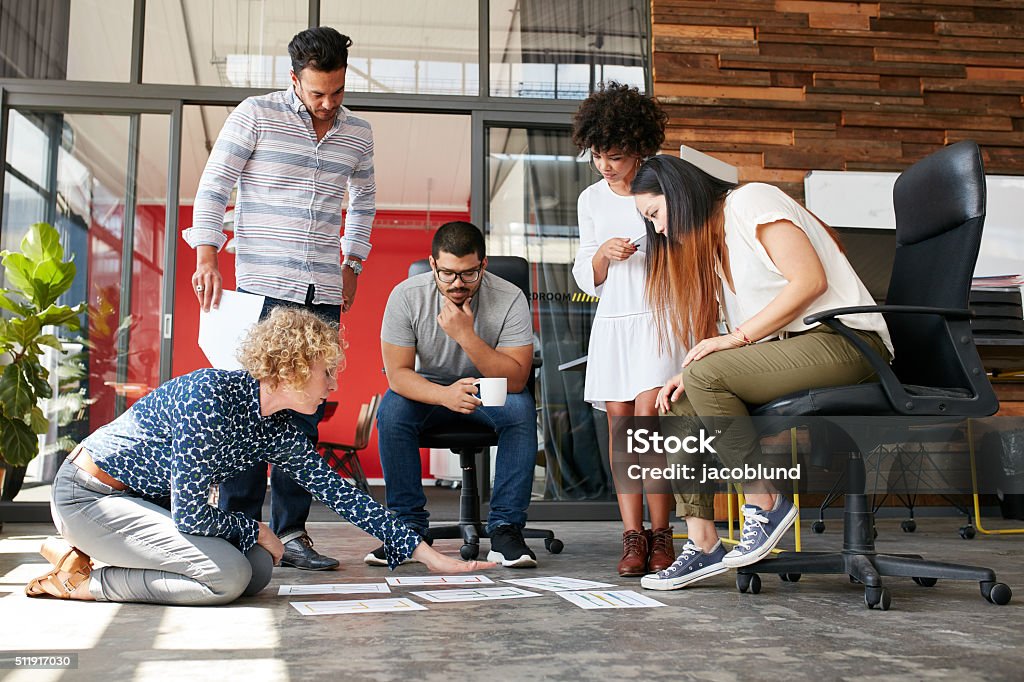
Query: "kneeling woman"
28 308 491 604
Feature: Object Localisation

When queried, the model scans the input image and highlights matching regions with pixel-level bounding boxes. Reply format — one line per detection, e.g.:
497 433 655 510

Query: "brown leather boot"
617 529 649 577
647 527 676 573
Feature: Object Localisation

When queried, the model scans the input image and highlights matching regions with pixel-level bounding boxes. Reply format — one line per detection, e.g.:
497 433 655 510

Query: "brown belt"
68 445 127 491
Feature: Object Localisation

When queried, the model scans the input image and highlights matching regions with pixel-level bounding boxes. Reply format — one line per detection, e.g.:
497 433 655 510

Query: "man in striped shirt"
183 26 373 571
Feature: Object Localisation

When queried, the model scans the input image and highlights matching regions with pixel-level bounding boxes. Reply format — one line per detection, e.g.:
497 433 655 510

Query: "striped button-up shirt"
184 87 375 306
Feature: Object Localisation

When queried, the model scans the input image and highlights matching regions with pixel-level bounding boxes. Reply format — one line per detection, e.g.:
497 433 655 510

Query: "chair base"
426 522 562 560
422 446 563 560
738 492 1012 609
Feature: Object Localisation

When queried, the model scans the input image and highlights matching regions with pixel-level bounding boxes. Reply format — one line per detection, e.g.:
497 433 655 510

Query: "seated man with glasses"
368 221 540 568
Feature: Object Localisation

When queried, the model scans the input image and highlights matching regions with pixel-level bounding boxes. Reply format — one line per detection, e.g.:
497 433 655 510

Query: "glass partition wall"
0 0 651 521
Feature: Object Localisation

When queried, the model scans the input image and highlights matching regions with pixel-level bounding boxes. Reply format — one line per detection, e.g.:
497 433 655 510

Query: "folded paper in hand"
198 289 265 370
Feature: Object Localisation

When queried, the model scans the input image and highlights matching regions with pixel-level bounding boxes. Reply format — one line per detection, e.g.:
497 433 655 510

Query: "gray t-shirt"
381 271 534 385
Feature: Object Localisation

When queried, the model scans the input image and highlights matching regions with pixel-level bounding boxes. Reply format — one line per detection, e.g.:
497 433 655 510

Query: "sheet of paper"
410 587 542 603
557 590 667 610
501 576 618 592
385 575 494 586
278 583 390 596
198 289 265 370
290 598 426 615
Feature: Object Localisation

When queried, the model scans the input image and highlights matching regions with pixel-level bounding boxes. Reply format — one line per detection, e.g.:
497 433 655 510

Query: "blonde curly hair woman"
28 308 492 605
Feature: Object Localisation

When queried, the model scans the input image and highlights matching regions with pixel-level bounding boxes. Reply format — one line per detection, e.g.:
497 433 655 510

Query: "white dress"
572 180 687 410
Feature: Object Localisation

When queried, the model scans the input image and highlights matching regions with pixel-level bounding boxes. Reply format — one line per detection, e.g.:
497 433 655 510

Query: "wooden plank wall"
651 0 1024 201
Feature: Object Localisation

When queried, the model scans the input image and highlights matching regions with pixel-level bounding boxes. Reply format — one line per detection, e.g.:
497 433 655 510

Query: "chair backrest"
353 394 381 450
408 255 536 396
885 140 996 412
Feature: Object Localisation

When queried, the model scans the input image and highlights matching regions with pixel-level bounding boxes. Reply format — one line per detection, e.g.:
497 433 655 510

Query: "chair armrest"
804 304 972 325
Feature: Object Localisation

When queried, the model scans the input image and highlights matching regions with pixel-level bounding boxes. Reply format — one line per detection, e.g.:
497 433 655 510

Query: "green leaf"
36 334 64 351
7 316 42 351
21 223 64 262
37 304 82 329
24 361 52 400
0 364 34 419
30 258 76 309
29 405 49 434
1 252 34 296
0 292 30 317
0 414 40 466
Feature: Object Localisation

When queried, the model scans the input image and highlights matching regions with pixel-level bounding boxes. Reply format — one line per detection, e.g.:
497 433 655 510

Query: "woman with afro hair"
571 82 686 577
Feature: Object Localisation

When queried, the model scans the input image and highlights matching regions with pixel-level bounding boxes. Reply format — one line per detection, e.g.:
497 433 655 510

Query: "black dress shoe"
279 534 340 571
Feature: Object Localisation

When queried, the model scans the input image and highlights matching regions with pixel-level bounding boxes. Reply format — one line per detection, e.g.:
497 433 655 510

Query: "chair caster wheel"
912 577 937 587
960 526 976 540
737 573 761 594
811 521 826 534
460 543 479 560
901 520 916 533
864 586 891 610
779 573 801 583
981 581 1012 605
544 538 564 554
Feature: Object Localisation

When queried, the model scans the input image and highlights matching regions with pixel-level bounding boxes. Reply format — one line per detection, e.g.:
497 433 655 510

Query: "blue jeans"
218 290 340 537
376 388 537 533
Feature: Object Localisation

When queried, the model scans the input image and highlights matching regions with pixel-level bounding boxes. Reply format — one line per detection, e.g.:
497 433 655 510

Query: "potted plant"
0 222 85 507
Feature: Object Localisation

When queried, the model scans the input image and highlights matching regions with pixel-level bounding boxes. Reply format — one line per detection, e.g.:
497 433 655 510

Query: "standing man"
370 221 539 568
184 26 374 571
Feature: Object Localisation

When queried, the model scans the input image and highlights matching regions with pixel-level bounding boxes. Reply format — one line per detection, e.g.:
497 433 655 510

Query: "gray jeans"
51 461 273 605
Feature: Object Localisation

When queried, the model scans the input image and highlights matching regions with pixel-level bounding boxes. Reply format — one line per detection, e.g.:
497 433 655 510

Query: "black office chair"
407 256 564 560
737 140 1012 609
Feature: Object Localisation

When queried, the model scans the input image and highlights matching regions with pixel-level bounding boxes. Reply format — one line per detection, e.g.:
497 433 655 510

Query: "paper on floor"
557 590 666 610
290 598 426 615
501 576 618 592
410 587 542 603
385 575 494 586
278 583 390 596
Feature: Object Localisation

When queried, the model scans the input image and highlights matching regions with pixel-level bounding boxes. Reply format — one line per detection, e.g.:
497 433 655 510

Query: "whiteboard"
805 170 1024 277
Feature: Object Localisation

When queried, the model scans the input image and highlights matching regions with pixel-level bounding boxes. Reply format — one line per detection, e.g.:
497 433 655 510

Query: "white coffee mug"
473 377 507 407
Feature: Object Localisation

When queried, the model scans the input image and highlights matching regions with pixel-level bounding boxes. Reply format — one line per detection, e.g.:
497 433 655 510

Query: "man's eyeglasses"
435 268 482 284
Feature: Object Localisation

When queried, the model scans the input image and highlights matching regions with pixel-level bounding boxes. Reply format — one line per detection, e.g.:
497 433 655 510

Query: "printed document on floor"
410 587 542 603
557 590 667 610
278 583 390 596
386 575 494 586
290 598 426 615
501 576 618 592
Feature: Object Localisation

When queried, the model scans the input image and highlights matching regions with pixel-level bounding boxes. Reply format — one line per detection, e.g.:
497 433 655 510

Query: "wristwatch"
342 257 363 276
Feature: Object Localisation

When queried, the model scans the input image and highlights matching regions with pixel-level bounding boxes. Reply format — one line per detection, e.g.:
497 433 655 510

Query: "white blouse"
722 183 894 356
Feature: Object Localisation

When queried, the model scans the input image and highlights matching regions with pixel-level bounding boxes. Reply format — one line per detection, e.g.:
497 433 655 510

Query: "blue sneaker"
640 540 729 590
722 495 798 568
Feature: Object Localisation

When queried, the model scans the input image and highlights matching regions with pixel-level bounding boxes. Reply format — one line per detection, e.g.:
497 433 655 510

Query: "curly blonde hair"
238 307 346 390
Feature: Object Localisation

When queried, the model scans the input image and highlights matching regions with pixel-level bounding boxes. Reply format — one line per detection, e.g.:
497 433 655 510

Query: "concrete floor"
1 517 1023 682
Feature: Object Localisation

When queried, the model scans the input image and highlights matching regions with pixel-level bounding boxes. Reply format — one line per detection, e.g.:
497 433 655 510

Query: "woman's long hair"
631 155 738 349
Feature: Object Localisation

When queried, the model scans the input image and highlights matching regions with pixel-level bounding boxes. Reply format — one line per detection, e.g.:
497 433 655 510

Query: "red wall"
171 208 463 479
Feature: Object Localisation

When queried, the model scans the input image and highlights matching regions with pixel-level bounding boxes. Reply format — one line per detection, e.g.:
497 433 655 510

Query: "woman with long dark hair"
631 155 892 591
571 83 685 577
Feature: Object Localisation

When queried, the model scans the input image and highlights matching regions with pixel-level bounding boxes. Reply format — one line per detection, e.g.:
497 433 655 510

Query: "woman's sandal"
25 538 93 599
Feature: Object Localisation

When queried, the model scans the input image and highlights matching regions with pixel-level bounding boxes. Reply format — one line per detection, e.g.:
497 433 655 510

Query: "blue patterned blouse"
80 368 419 569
